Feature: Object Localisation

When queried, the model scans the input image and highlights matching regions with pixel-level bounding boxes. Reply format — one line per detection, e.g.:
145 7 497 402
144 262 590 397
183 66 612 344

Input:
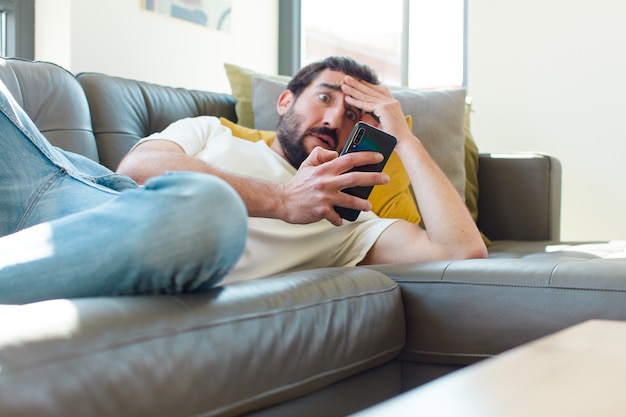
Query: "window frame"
0 0 34 60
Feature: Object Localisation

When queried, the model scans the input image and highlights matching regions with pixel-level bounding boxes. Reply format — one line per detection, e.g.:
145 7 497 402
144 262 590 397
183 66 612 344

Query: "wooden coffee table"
351 320 626 416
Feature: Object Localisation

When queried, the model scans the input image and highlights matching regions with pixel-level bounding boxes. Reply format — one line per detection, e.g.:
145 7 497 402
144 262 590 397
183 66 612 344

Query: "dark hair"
286 56 380 98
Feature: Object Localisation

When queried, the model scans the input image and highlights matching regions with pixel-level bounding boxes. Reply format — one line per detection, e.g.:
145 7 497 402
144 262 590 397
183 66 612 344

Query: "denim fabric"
0 82 247 304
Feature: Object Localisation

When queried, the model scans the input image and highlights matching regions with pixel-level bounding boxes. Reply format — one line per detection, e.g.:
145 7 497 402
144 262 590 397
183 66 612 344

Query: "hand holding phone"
334 122 397 221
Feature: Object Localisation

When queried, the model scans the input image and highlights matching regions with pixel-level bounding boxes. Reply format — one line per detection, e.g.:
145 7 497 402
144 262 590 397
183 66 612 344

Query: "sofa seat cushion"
367 256 626 368
0 267 404 417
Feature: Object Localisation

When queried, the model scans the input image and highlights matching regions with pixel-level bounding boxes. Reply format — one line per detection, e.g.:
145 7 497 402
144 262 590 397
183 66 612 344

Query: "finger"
335 192 374 213
300 146 339 168
343 75 392 99
336 170 390 190
325 210 344 227
325 192 375 226
330 151 384 174
342 82 393 123
361 112 381 127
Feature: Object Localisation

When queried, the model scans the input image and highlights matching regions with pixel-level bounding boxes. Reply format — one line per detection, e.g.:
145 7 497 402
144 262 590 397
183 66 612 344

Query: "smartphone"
334 122 397 221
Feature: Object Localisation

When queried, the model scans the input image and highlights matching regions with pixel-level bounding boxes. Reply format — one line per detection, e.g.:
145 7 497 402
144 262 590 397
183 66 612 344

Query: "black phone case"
334 122 397 221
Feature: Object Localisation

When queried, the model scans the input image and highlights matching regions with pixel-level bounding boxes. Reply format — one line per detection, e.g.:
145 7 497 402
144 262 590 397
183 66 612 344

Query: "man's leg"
0 82 247 304
0 172 248 304
0 81 123 236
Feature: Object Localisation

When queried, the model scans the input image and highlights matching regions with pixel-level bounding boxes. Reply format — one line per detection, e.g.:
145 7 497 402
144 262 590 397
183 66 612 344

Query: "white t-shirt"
138 116 398 283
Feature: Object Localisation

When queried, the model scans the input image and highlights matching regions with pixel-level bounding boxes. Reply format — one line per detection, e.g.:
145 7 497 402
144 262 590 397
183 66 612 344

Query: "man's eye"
346 110 357 121
317 93 330 102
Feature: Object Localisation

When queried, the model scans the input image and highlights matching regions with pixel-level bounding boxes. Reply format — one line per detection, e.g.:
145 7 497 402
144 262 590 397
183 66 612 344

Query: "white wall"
468 1 626 241
35 0 278 93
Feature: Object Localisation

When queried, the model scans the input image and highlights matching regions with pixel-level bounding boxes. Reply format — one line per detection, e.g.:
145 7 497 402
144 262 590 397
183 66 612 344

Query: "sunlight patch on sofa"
0 299 80 347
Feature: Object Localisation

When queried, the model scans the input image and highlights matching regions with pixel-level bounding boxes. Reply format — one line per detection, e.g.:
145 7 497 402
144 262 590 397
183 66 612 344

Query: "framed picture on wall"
142 0 231 32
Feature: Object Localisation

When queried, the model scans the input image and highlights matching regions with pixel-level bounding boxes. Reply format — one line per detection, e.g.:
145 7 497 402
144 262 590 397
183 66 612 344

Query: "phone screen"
334 122 397 221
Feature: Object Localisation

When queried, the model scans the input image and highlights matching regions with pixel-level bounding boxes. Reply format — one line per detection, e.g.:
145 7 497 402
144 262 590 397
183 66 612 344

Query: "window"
0 8 8 56
0 0 34 60
300 0 405 86
279 0 466 89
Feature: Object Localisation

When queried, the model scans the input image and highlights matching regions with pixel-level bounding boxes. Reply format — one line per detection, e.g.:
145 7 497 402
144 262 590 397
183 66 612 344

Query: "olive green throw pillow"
463 98 491 245
223 63 291 128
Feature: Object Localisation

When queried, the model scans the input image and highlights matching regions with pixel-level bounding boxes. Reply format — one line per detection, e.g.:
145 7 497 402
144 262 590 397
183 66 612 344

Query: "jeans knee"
180 173 248 254
135 172 248 290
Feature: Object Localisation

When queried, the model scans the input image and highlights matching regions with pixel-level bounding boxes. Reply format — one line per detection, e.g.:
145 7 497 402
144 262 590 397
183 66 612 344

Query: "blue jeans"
0 83 247 304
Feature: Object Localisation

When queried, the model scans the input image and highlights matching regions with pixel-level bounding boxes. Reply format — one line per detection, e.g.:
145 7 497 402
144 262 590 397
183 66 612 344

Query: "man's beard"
275 107 339 169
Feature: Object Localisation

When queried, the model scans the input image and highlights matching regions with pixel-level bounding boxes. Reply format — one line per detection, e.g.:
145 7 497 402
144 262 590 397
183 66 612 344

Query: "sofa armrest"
476 153 561 241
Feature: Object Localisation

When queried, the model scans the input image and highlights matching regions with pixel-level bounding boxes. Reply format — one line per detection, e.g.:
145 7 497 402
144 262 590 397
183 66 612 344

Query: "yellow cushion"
370 151 421 224
219 117 276 145
370 115 420 224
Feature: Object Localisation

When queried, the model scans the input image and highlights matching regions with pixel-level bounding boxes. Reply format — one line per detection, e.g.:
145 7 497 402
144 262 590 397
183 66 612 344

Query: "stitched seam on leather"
195 343 405 417
12 66 26 109
392 279 626 293
401 348 493 359
39 127 94 134
195 281 399 328
3 283 401 372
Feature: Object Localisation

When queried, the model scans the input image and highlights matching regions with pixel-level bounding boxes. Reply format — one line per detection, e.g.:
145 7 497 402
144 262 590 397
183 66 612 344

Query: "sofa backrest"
0 57 100 162
76 72 238 171
0 58 239 172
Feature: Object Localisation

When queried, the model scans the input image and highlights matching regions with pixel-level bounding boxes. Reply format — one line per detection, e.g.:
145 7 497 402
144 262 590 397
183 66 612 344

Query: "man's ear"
276 90 294 116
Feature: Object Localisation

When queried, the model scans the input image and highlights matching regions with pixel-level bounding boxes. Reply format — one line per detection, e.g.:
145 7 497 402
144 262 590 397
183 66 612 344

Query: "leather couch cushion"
369 256 626 367
0 268 404 417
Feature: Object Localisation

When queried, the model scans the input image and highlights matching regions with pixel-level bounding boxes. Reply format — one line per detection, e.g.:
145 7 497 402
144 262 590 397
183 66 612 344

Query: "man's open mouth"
311 133 336 150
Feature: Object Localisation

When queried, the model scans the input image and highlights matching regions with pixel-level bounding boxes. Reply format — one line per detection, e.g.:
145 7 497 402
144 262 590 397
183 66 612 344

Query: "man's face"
274 69 365 168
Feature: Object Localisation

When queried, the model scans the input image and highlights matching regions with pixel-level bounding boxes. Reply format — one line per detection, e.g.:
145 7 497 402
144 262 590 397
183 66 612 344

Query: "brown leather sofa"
1 58 625 417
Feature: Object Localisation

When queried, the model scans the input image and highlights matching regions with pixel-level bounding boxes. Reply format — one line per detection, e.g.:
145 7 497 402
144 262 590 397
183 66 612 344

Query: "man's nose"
323 103 344 129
